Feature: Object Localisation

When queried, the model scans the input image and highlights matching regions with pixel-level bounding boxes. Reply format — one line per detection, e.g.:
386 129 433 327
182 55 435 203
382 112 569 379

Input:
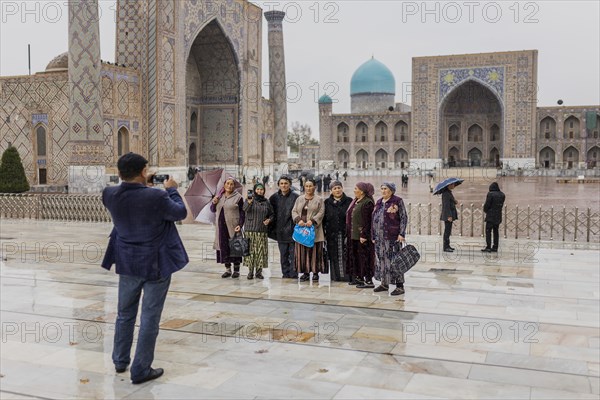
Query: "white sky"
1 1 599 139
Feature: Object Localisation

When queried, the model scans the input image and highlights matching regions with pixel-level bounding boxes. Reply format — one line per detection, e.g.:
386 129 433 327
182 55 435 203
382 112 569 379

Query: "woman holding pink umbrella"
211 177 245 278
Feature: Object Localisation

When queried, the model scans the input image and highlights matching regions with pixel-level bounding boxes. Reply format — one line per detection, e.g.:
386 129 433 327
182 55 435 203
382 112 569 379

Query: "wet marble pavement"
0 220 598 399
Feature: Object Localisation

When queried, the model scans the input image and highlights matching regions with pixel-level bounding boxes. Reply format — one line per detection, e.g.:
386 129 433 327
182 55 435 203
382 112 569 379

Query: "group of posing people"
100 153 507 384
210 175 410 296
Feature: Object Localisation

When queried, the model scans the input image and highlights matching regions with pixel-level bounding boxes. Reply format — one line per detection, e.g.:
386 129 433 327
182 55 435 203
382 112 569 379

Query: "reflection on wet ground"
1 220 598 399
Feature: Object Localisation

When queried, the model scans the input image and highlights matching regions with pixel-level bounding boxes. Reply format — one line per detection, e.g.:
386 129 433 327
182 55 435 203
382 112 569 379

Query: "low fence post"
407 203 412 235
417 203 422 235
459 203 464 236
574 207 578 242
526 205 531 240
427 203 432 236
587 208 591 243
470 203 474 237
562 206 566 242
538 205 542 241
515 205 519 239
550 206 554 241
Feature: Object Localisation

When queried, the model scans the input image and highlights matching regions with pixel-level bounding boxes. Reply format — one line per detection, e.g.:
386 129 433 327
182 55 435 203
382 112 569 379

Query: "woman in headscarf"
372 182 408 295
292 178 325 282
210 177 245 278
323 180 352 282
243 183 274 279
345 182 376 288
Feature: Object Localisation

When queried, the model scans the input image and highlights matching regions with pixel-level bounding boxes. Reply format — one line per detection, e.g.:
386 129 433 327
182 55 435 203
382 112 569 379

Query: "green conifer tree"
0 146 30 193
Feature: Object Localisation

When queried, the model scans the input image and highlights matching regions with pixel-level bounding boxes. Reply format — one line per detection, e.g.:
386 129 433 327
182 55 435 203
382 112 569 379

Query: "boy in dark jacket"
482 182 506 252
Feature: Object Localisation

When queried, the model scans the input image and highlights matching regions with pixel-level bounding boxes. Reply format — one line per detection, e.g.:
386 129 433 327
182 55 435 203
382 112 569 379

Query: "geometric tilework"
147 0 158 164
68 0 104 164
162 103 175 159
439 66 505 103
101 76 113 114
161 37 175 97
117 80 129 115
0 76 70 184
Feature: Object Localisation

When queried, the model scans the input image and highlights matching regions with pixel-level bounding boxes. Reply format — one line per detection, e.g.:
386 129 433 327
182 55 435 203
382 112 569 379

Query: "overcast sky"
1 1 598 139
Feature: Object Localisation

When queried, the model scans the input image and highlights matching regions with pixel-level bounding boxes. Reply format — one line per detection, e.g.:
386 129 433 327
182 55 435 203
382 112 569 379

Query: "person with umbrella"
211 178 245 278
372 182 408 295
346 182 376 288
243 183 274 279
434 178 463 252
482 182 506 253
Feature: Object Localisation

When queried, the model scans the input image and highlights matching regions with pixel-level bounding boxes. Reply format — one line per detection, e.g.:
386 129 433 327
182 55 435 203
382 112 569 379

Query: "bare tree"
287 122 318 153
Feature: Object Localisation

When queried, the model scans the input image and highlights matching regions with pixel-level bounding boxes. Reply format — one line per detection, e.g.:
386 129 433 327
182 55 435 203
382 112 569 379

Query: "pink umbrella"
184 169 243 224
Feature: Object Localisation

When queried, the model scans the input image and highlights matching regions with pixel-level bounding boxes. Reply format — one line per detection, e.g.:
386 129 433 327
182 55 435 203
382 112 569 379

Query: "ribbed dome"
46 52 68 72
350 57 395 95
318 94 333 104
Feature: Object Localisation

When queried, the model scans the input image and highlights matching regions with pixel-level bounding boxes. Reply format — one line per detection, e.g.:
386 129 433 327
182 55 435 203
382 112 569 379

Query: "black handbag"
229 233 250 257
391 243 420 280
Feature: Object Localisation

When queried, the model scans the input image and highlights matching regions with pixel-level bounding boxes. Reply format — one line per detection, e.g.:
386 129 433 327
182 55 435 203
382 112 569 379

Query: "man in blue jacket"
102 153 188 384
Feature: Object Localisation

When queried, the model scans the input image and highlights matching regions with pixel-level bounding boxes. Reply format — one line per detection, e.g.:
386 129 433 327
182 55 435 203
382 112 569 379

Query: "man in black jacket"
269 175 300 278
440 184 458 252
482 182 506 252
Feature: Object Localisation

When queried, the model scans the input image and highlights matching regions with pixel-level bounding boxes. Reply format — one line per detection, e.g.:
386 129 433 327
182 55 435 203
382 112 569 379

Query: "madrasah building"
0 0 287 193
317 51 600 174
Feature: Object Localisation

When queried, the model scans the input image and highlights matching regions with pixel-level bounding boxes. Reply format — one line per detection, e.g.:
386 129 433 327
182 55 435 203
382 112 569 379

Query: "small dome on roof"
318 94 333 104
45 52 68 72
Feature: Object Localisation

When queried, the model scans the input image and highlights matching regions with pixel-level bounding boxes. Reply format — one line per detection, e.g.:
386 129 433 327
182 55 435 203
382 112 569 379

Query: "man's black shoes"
132 368 164 385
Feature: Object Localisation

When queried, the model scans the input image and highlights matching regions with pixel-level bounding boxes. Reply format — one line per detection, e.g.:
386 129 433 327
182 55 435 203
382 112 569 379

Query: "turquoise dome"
350 57 396 95
318 94 333 104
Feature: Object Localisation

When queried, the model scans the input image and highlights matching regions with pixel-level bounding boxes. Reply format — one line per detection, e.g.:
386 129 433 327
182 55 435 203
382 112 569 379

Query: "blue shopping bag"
292 225 316 248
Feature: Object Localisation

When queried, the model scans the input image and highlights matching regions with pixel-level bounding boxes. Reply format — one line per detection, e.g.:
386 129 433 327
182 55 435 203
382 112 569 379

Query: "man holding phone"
101 153 188 384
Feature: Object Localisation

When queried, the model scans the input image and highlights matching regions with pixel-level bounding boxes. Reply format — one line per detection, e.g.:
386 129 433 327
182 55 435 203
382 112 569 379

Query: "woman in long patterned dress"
323 180 352 282
243 183 274 279
210 178 245 278
292 179 325 282
345 182 376 288
372 182 408 295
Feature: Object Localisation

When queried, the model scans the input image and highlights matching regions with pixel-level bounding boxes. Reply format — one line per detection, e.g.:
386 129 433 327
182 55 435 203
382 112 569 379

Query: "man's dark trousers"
443 221 453 249
278 242 295 278
112 275 171 381
485 222 500 250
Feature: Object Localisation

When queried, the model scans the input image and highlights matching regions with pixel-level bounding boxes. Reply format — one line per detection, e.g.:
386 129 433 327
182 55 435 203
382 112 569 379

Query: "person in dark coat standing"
482 182 506 252
102 153 188 384
440 183 459 252
269 175 300 278
323 174 332 193
315 174 323 194
346 182 376 288
323 180 352 282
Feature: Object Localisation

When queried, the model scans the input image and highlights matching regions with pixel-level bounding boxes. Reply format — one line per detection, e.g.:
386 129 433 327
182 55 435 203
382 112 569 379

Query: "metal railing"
1 194 599 243
405 203 600 243
0 193 111 223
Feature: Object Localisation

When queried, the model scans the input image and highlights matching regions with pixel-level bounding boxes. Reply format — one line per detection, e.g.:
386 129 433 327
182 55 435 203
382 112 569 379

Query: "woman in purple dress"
372 182 408 295
211 178 245 278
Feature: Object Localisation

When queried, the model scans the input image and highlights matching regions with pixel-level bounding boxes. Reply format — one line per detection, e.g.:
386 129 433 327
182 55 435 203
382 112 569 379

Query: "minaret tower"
67 0 105 193
264 10 288 164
